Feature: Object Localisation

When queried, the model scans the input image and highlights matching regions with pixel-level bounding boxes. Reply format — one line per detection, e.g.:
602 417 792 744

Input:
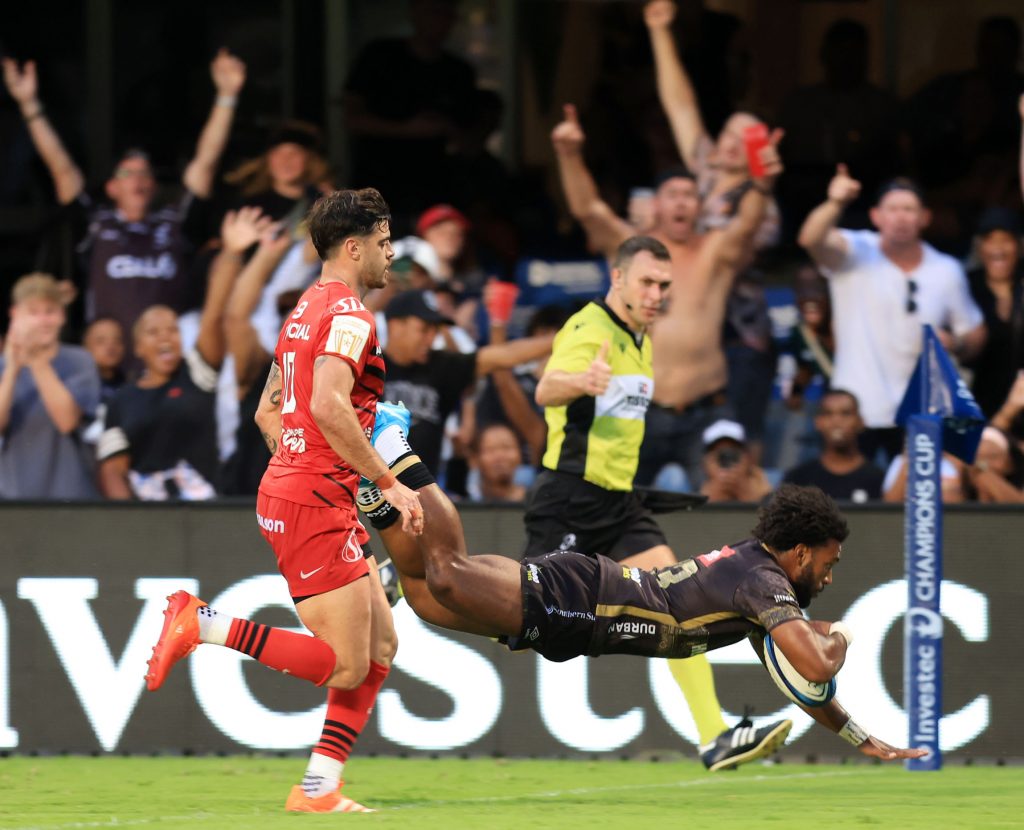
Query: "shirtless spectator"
0 274 100 499
551 102 781 487
2 50 245 342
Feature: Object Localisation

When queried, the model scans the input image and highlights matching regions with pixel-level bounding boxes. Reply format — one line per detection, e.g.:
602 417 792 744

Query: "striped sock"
310 661 390 769
224 618 336 686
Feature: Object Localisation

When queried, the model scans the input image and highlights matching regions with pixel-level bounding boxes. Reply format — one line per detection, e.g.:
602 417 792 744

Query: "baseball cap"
702 419 747 449
384 289 454 325
416 204 470 237
391 236 442 280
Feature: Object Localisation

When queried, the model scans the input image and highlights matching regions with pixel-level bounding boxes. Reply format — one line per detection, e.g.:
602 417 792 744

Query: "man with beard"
354 427 926 765
783 389 884 503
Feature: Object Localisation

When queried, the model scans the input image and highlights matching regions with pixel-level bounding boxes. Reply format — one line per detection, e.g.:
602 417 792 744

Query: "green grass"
0 757 1020 829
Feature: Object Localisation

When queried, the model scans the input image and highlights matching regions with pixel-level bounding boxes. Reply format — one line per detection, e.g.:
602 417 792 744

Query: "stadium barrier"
0 501 1018 760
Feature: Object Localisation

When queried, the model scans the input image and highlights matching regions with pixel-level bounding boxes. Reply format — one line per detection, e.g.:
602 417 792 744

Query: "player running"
358 406 927 764
145 188 423 813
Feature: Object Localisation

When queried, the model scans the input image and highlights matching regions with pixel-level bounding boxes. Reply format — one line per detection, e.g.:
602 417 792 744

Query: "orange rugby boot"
285 784 376 813
144 590 207 691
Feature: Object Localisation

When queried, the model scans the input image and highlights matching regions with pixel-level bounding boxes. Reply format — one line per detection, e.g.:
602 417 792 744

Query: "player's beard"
793 561 816 609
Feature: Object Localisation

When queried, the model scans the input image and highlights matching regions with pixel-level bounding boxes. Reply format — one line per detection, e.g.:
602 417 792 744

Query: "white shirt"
823 230 983 428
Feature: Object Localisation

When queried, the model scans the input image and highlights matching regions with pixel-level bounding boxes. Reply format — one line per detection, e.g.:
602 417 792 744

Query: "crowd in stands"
2 0 1024 506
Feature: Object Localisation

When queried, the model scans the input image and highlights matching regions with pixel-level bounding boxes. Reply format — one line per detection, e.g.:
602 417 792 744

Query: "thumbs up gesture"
582 340 613 396
551 103 586 155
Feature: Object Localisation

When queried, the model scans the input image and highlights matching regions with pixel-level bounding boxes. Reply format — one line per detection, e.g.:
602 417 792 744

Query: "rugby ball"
763 633 837 707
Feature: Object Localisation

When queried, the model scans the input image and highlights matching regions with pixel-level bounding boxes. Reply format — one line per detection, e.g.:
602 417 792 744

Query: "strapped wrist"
838 718 869 747
23 104 45 122
215 94 238 108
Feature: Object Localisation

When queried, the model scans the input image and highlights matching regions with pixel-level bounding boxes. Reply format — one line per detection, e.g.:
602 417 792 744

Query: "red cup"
743 123 769 178
485 279 519 325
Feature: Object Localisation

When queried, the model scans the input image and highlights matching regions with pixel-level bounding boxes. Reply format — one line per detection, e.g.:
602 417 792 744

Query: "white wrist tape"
829 621 854 648
838 718 869 747
216 95 238 108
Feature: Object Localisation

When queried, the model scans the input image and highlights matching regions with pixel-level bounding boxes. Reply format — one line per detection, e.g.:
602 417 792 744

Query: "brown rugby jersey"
592 537 804 658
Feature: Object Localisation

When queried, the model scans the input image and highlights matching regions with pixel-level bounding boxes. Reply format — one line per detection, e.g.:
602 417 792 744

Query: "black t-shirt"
966 267 1024 418
221 357 274 496
783 458 884 503
383 350 477 475
97 349 220 499
70 191 207 337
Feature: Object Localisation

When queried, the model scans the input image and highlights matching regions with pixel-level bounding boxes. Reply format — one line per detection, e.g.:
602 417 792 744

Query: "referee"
526 235 791 771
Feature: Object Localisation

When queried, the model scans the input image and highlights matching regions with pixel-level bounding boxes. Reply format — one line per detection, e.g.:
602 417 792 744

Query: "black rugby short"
522 470 667 561
503 549 601 662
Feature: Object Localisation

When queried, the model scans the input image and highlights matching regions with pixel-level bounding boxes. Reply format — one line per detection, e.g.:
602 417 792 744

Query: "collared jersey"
259 280 385 507
541 300 652 491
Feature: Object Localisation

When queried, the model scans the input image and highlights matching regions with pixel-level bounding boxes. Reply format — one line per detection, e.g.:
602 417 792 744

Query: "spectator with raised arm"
798 168 986 464
0 274 100 499
221 215 300 495
551 101 782 488
643 0 779 246
2 50 245 342
96 209 261 500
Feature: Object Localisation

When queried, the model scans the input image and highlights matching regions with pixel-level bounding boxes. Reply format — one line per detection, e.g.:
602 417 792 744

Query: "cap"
975 206 1023 238
702 419 747 449
415 204 470 237
391 236 442 280
384 289 454 325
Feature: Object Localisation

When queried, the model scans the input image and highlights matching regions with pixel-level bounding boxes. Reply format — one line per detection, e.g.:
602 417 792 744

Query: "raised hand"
754 127 785 187
582 340 613 397
221 206 273 254
211 48 246 96
551 103 586 155
827 163 862 205
644 0 676 30
2 58 38 106
258 222 295 256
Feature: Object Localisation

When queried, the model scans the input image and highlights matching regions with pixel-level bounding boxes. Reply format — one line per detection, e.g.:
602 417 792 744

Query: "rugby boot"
144 590 206 692
376 557 404 608
285 784 376 813
700 712 793 772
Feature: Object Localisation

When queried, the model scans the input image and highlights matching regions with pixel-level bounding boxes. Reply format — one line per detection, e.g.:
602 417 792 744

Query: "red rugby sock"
312 661 390 763
225 618 336 686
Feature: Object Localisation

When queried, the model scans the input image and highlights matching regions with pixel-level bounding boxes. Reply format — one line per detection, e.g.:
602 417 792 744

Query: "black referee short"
522 469 667 561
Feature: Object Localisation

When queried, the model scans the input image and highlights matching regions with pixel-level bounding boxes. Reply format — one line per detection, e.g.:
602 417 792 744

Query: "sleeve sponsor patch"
325 314 372 361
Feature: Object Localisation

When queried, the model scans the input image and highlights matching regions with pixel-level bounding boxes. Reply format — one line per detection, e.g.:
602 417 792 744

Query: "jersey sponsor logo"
544 604 596 621
697 545 737 567
328 297 367 315
153 223 172 249
526 564 541 583
326 314 371 361
773 593 798 606
106 253 177 280
256 513 285 534
620 566 642 585
299 565 325 580
594 374 653 420
609 621 656 636
282 428 306 453
285 322 311 341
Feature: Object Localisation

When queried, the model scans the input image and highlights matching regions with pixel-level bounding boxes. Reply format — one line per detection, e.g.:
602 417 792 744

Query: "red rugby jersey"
258 279 385 507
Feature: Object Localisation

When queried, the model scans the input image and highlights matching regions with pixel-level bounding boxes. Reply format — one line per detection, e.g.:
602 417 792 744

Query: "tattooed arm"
254 361 282 454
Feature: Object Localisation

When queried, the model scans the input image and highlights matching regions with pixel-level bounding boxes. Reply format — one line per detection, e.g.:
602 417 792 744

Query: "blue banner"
895 325 985 463
904 414 943 771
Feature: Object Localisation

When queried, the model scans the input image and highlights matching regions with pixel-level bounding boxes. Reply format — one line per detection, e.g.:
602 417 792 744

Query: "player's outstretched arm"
803 697 928 762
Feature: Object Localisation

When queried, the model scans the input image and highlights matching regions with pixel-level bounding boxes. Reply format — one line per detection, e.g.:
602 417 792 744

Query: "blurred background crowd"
2 0 1024 506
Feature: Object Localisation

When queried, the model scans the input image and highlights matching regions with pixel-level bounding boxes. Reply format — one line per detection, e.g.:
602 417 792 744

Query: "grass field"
1 757 1021 829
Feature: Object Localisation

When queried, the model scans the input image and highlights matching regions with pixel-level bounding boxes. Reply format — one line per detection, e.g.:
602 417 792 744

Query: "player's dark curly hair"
308 187 391 261
752 484 849 551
